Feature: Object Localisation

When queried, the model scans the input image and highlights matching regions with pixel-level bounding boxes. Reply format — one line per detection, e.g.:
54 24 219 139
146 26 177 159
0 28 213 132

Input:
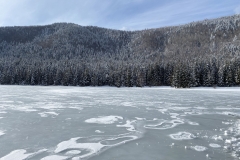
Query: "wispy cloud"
0 0 238 30
116 0 238 30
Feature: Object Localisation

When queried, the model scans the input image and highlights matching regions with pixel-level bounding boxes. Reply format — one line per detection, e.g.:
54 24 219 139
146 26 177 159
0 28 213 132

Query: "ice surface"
222 112 240 117
191 146 207 151
169 132 196 140
183 87 240 91
0 86 240 160
85 116 123 124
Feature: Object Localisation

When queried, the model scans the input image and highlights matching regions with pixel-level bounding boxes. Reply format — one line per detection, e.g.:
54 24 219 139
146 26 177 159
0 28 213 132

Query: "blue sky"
0 0 239 30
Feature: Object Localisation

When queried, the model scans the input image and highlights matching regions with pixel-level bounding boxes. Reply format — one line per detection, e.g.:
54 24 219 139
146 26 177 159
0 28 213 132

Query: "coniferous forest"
0 15 240 88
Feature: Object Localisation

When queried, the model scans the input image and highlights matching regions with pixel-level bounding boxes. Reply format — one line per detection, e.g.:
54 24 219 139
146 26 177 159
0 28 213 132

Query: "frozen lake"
0 86 240 160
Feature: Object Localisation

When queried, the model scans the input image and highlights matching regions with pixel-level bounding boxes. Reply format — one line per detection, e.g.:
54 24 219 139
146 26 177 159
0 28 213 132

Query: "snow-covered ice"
117 120 136 131
0 86 240 160
191 146 207 152
65 150 82 155
169 132 196 140
55 137 105 158
0 149 37 160
85 116 123 124
209 143 221 148
145 119 184 130
0 131 5 136
0 111 7 114
38 112 59 117
41 155 68 160
95 130 104 134
187 121 199 125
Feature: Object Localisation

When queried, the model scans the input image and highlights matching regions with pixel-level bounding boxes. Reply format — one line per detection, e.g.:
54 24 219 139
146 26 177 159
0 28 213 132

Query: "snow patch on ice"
121 102 133 107
0 111 7 114
117 120 136 131
53 129 142 159
38 112 59 117
135 117 145 120
191 146 207 151
169 113 179 119
145 119 184 130
85 116 123 124
101 135 138 146
13 108 38 112
0 150 33 160
65 150 81 155
184 111 202 115
95 130 104 134
219 119 240 158
0 130 5 136
222 121 234 125
209 143 221 148
41 155 68 160
187 121 199 125
0 101 14 103
221 112 240 117
55 137 104 159
225 137 237 144
212 135 223 141
0 149 48 160
169 132 196 140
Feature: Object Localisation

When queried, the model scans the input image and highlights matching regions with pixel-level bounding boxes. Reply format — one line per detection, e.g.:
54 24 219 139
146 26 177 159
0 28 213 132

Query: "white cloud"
235 5 240 14
120 26 127 31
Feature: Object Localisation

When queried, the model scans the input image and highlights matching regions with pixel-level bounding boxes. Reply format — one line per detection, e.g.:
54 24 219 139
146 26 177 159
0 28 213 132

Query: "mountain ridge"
0 14 240 87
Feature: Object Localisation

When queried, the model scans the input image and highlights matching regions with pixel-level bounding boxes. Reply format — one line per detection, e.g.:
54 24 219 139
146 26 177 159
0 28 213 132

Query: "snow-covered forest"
0 15 240 88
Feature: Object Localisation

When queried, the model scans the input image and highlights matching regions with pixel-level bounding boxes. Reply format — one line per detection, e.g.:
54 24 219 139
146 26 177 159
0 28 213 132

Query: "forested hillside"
0 15 240 87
